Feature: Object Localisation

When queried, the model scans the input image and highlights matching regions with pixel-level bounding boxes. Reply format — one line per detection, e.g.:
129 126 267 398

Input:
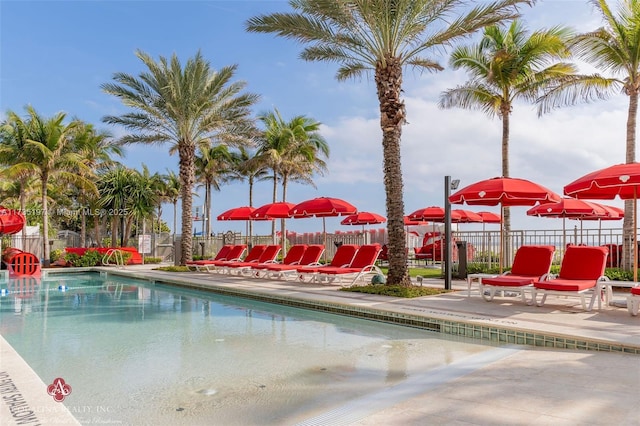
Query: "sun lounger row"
478 244 609 311
188 243 383 286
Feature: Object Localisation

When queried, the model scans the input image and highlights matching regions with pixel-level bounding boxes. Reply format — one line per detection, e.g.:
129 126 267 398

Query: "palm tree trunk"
281 174 288 251
271 171 277 242
178 143 195 264
375 57 411 286
206 182 212 238
501 106 511 269
248 177 254 248
623 91 638 270
173 201 177 241
41 172 50 267
110 216 118 248
80 193 87 247
19 178 27 250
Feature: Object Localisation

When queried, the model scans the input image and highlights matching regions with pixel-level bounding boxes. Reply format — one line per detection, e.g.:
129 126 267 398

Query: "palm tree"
0 112 40 248
4 106 94 266
99 167 131 247
102 50 259 264
537 0 638 270
246 0 529 285
195 144 234 237
74 122 122 247
438 20 577 266
257 108 329 243
228 146 270 245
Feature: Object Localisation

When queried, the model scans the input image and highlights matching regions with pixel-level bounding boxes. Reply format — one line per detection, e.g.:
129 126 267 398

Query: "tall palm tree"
99 166 141 247
228 146 270 245
0 112 39 248
257 108 329 242
74 122 122 247
438 20 577 266
4 106 94 266
246 0 529 285
195 144 234 237
538 0 638 270
102 50 259 264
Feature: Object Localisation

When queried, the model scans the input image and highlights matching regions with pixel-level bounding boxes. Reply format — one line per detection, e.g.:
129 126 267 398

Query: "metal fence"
1 225 630 269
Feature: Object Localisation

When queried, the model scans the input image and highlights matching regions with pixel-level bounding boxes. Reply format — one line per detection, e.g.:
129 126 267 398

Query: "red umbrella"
527 198 615 247
252 202 296 219
403 216 428 226
340 211 386 226
451 209 483 223
564 163 640 280
477 211 502 224
408 207 466 263
450 177 561 272
217 206 256 221
408 206 462 222
252 202 296 250
340 211 386 236
289 197 357 259
449 177 561 206
289 197 357 218
217 206 260 247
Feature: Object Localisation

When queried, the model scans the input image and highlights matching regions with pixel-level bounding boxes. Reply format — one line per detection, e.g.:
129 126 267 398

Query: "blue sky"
0 0 630 236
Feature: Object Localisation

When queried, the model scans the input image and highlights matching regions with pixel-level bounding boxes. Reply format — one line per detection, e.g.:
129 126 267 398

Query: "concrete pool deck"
2 265 639 425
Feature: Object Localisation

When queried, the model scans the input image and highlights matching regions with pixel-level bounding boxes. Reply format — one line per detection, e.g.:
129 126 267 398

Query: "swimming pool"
0 272 509 425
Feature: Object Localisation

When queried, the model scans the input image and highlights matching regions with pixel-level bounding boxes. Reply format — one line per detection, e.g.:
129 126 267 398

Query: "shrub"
143 257 162 264
67 249 102 267
50 249 65 263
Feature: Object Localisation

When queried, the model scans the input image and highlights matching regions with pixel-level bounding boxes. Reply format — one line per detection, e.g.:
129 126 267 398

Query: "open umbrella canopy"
289 197 357 259
404 216 428 226
450 177 561 273
407 206 462 222
340 211 386 225
451 209 483 223
476 211 502 223
581 204 624 220
449 176 561 206
526 198 612 219
564 162 640 199
565 163 640 280
217 206 256 221
252 202 296 220
289 197 357 217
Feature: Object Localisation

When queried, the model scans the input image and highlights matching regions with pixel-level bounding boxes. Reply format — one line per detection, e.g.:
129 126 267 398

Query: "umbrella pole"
499 205 504 274
323 217 327 263
562 217 566 255
598 219 602 246
635 188 638 282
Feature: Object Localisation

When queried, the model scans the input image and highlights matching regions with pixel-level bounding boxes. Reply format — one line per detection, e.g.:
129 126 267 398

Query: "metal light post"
444 176 460 290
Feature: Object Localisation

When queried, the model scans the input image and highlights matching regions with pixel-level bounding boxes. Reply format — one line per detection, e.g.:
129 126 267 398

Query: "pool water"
0 272 504 425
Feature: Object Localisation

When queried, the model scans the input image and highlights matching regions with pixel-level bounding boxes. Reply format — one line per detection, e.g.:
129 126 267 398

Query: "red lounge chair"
251 244 307 278
479 245 555 303
226 245 282 275
532 245 609 311
195 244 248 272
267 245 326 280
628 286 640 316
295 244 359 283
186 245 233 270
211 245 266 273
315 244 383 286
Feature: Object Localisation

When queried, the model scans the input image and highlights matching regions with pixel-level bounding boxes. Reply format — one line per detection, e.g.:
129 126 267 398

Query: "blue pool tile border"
100 271 639 355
